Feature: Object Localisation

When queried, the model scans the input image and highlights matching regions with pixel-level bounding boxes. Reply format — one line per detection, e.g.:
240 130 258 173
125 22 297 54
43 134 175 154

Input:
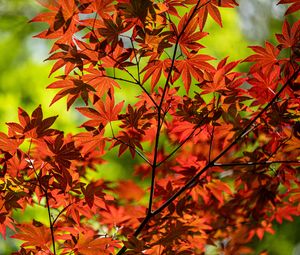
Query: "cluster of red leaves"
1 0 300 254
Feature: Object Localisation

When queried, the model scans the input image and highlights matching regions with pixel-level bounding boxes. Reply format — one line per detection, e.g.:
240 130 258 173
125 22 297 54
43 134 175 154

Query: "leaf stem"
52 203 74 226
157 112 210 167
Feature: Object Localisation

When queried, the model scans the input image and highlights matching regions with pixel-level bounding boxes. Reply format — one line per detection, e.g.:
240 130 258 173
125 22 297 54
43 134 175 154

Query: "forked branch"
116 66 300 254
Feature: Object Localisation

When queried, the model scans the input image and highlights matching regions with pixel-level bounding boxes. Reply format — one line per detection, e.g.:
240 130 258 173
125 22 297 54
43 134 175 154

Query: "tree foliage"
1 0 300 254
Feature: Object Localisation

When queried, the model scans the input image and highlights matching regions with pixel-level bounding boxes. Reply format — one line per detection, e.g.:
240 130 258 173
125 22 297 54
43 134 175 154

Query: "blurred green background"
0 0 299 254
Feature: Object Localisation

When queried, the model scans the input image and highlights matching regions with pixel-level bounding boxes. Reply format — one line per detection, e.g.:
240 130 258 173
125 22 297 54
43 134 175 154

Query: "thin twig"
85 22 159 110
129 37 141 84
157 113 210 167
26 140 56 255
148 0 211 215
213 160 300 167
111 136 152 166
52 203 74 226
117 1 211 254
102 75 139 85
208 124 215 163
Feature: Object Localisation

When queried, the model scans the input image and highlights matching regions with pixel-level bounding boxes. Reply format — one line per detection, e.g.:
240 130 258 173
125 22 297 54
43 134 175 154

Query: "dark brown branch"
117 1 211 254
152 66 300 216
213 160 300 167
148 0 211 214
117 66 300 254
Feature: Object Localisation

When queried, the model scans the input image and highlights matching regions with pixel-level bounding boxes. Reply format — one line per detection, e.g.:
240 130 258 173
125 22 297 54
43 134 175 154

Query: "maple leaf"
42 133 81 169
278 0 300 15
6 105 58 139
276 19 300 57
115 180 145 202
119 104 155 134
138 29 173 60
248 220 275 240
175 12 208 55
0 214 15 239
273 204 300 224
164 0 183 17
76 233 121 255
112 130 143 158
170 120 197 143
46 44 91 76
284 127 300 151
212 0 239 7
243 42 280 72
6 152 28 178
205 179 232 204
98 14 126 50
88 0 115 19
47 77 96 109
0 132 23 155
196 0 239 30
117 0 153 28
173 54 215 93
77 92 124 129
81 180 107 209
199 57 242 94
142 59 171 91
11 221 52 250
100 205 131 227
31 0 82 52
74 129 106 156
248 66 281 104
82 66 120 97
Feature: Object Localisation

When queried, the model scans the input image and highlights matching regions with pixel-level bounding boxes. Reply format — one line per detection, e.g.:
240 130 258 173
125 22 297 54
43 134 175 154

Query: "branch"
117 1 211 254
152 66 300 216
102 75 139 85
213 160 300 167
117 66 300 254
208 123 215 163
129 37 141 84
148 0 211 215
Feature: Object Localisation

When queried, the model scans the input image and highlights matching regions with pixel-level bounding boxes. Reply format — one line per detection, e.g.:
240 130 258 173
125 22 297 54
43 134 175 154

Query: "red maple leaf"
175 12 208 55
11 221 52 251
276 20 300 50
173 54 215 93
75 233 121 255
142 59 171 91
243 42 280 72
278 0 300 15
77 92 124 129
47 77 96 109
6 105 58 138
